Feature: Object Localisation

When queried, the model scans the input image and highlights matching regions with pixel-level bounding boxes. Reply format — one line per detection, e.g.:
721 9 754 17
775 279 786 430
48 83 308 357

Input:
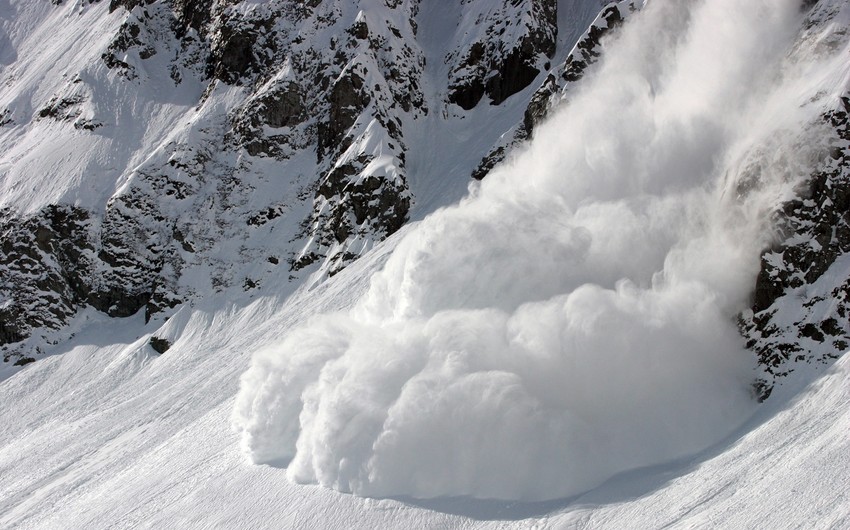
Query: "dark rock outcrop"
149 336 172 354
108 0 154 13
292 154 411 275
741 95 850 398
562 3 625 83
473 0 636 179
172 0 214 36
0 156 203 362
448 0 557 110
0 206 93 350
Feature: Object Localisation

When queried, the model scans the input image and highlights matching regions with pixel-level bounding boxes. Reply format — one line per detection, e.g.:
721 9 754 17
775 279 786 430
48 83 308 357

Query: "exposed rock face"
561 2 625 83
318 72 371 158
447 0 557 110
216 0 426 276
732 0 850 398
149 336 172 353
0 200 175 361
473 0 638 179
108 0 155 13
0 206 93 353
207 10 272 84
292 154 411 274
102 1 208 82
172 0 214 35
741 96 850 399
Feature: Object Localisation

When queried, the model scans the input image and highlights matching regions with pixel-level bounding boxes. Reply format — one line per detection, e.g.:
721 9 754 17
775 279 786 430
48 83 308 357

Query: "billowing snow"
233 0 850 501
0 248 848 528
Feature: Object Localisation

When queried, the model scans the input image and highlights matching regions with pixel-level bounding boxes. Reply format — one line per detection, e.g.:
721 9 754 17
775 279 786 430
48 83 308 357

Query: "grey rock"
448 0 557 110
149 336 172 354
741 96 850 397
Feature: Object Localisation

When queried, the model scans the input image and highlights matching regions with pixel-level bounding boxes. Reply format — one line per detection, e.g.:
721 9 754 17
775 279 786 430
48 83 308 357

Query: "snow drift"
233 0 845 501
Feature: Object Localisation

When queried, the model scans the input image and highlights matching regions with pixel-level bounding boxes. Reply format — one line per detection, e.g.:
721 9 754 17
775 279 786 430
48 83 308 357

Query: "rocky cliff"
738 1 850 397
0 0 608 362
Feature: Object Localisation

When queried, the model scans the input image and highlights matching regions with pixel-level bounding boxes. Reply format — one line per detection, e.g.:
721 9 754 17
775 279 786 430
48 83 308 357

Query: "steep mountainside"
1 1 848 399
741 1 850 397
0 0 849 527
0 0 606 363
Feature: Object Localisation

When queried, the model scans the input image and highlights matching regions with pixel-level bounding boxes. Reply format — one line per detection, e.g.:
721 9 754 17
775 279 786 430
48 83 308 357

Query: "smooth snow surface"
233 0 849 501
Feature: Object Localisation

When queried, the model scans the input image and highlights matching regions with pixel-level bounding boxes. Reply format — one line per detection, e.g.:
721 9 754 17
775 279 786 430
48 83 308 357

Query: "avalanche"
234 0 850 502
0 0 849 528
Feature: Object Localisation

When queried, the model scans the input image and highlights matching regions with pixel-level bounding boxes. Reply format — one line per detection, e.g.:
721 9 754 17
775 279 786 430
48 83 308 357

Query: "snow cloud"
233 0 843 500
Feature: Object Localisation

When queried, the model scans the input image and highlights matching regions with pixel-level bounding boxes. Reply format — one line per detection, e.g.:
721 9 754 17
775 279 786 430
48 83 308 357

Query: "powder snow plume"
233 0 848 501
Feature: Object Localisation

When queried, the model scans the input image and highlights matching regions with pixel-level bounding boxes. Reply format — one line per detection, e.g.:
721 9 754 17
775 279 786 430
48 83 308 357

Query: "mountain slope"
231 0 850 502
1 0 850 527
0 239 847 529
0 0 606 363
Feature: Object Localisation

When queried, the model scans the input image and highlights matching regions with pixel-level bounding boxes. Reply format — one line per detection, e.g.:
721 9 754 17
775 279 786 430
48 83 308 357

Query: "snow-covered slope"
2 0 850 527
0 240 847 529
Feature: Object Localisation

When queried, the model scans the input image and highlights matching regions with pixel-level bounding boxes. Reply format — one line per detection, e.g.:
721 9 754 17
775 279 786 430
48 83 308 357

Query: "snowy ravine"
0 0 849 528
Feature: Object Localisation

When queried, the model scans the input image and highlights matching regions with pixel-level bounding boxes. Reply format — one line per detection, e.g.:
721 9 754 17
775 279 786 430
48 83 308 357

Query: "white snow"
0 1 206 215
1 0 849 526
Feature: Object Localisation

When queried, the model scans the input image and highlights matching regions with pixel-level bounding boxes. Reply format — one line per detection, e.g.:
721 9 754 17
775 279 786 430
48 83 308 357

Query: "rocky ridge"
473 0 638 179
0 0 606 362
733 0 850 398
742 95 850 398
